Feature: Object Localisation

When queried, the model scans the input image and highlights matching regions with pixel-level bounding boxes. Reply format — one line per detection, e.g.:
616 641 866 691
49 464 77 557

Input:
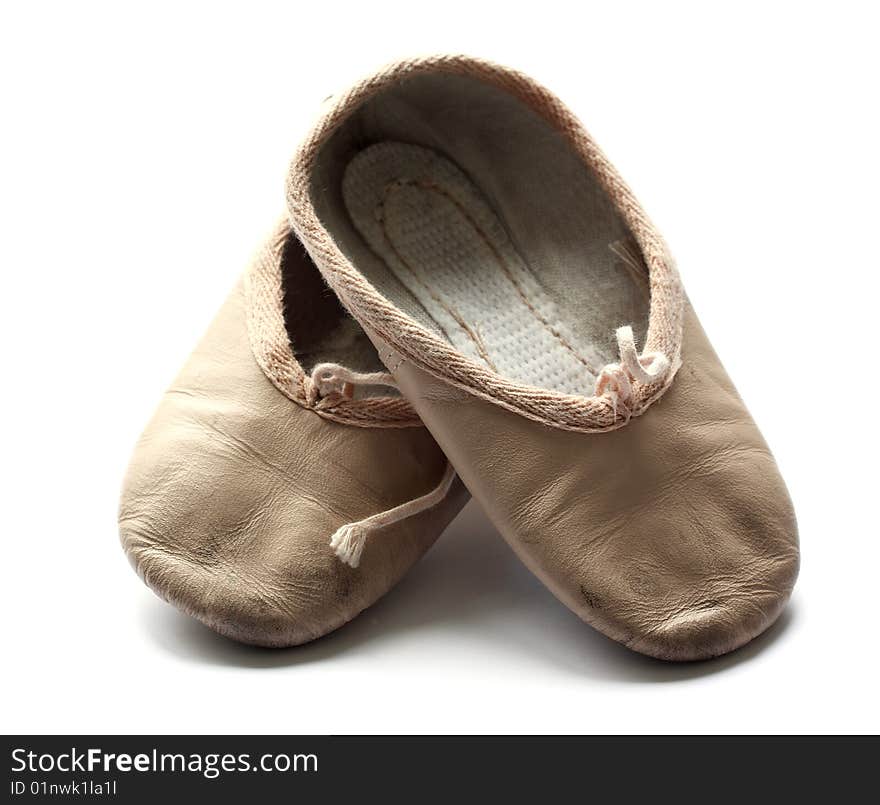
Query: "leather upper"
376 303 799 661
119 280 467 646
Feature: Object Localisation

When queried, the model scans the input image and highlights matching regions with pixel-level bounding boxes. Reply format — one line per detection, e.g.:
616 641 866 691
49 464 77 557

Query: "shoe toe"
119 386 454 647
119 417 344 646
616 495 800 662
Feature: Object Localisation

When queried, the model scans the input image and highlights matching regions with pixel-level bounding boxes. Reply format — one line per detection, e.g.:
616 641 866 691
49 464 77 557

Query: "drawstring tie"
595 326 670 419
307 363 398 406
330 463 457 568
307 362 457 568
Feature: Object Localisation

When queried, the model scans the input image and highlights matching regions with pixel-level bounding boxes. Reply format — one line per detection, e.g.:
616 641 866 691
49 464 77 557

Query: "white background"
2 1 878 734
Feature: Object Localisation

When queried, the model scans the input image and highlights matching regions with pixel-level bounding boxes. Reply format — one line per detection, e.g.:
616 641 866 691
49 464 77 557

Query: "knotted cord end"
307 362 398 406
595 326 670 417
330 522 369 568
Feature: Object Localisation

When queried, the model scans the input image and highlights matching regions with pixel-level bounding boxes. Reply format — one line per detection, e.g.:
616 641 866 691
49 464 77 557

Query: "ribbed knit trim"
286 55 684 433
243 218 422 428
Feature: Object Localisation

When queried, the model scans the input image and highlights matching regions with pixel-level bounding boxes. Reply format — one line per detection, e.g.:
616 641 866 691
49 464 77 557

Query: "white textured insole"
342 142 608 394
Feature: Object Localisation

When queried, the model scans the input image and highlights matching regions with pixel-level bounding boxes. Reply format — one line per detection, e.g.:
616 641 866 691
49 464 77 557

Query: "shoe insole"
342 142 609 395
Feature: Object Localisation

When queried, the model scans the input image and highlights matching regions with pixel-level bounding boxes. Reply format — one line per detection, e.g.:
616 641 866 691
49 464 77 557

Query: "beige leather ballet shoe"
287 55 799 661
119 219 468 646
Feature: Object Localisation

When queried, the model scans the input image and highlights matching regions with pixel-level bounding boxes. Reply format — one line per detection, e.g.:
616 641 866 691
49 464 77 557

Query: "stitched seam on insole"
376 187 499 371
379 178 600 377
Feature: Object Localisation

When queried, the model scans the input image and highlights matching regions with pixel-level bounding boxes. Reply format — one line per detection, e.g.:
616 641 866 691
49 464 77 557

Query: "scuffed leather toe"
625 576 796 662
120 428 377 647
622 512 799 662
